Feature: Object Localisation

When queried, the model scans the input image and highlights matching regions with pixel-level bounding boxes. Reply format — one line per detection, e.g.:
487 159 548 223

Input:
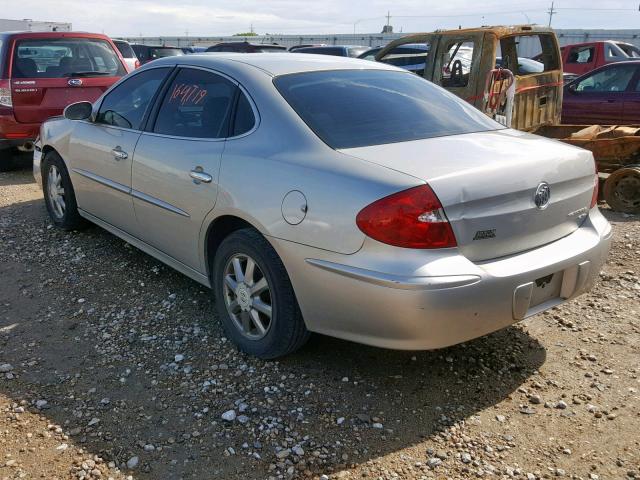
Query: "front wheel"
42 151 87 230
213 229 310 359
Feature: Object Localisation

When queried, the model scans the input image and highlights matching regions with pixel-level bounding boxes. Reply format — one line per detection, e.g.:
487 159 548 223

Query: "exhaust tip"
17 141 34 152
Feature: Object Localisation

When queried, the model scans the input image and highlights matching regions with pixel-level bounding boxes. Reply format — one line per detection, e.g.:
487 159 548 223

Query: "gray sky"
4 0 640 37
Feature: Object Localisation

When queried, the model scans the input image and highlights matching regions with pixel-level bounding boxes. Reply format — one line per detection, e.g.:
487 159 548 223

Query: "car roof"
0 31 114 41
148 52 401 76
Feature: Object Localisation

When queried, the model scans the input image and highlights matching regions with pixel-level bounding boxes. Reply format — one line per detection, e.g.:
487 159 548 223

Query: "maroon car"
0 31 127 170
562 60 640 125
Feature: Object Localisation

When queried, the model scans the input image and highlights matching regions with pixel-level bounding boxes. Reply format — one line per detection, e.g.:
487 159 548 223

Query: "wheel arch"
203 214 264 281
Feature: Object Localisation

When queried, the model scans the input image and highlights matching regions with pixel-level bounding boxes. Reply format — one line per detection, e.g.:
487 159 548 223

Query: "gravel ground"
1 167 639 480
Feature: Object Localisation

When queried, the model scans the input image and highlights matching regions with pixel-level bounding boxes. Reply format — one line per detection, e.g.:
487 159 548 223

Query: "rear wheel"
213 228 310 359
603 167 640 214
42 151 87 230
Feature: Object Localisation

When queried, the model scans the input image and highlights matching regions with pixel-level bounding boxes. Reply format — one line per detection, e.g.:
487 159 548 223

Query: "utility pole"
386 11 391 27
547 1 556 26
250 23 254 34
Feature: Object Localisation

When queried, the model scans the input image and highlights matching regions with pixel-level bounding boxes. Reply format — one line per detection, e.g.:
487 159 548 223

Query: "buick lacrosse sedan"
34 54 612 358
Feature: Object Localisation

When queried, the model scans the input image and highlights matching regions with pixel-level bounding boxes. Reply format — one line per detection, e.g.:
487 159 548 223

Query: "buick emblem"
534 182 551 210
68 78 83 87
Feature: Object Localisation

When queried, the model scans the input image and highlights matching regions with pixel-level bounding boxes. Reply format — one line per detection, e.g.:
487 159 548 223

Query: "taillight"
134 59 140 69
356 184 457 249
0 79 12 108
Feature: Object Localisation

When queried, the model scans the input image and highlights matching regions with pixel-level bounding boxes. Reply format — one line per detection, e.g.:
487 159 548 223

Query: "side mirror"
567 83 578 93
63 101 93 121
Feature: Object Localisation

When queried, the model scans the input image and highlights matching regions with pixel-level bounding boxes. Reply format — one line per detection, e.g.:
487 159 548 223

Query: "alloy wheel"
47 165 66 219
222 253 273 340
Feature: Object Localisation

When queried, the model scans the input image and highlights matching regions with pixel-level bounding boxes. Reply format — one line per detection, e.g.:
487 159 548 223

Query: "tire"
603 167 640 214
42 151 87 230
213 228 310 359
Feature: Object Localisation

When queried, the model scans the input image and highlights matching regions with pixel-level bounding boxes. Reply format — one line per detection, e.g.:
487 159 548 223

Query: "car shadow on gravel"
0 195 546 479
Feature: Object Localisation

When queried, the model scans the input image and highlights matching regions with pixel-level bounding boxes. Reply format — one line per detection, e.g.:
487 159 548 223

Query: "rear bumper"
0 111 39 150
272 208 612 350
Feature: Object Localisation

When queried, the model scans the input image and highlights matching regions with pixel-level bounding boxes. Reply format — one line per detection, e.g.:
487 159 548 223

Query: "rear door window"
12 37 126 78
153 68 237 138
96 67 170 129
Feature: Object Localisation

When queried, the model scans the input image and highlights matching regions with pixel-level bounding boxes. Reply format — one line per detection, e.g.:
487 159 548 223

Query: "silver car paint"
34 53 612 350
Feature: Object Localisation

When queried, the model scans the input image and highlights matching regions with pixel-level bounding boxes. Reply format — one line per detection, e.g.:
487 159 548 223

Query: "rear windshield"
148 47 184 59
114 41 135 59
274 69 502 149
12 38 125 79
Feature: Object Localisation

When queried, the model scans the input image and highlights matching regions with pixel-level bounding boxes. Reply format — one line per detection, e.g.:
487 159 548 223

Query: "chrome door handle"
190 169 212 184
111 148 128 160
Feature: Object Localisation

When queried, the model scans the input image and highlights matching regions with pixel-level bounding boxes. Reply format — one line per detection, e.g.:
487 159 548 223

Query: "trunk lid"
11 77 116 123
342 129 596 261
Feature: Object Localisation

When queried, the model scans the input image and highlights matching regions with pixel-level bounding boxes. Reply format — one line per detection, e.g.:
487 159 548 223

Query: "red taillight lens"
134 59 141 69
356 184 457 249
0 79 12 108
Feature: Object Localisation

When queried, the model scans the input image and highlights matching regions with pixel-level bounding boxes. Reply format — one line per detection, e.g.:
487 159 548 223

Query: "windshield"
275 69 503 149
12 38 125 78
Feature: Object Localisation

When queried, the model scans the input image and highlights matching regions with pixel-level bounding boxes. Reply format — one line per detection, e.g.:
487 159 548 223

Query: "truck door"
429 32 486 109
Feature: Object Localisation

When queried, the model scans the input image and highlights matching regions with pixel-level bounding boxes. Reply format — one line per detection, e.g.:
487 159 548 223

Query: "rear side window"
232 92 255 136
275 69 502 149
153 68 236 138
96 67 169 129
12 37 126 78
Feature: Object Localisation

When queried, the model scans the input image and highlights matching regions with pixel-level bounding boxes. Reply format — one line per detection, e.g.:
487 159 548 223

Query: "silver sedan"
33 53 612 358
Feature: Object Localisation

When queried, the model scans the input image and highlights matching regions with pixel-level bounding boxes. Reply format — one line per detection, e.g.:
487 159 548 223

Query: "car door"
131 66 238 271
622 66 640 124
562 64 635 124
68 67 171 234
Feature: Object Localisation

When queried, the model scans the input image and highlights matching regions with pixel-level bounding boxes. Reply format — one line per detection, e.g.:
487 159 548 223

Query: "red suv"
0 32 127 170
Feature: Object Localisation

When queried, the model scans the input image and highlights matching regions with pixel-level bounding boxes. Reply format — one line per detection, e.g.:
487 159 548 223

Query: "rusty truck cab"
376 25 563 131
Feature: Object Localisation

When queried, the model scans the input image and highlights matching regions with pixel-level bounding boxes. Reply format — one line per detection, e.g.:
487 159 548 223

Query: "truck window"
500 34 559 74
442 41 474 88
